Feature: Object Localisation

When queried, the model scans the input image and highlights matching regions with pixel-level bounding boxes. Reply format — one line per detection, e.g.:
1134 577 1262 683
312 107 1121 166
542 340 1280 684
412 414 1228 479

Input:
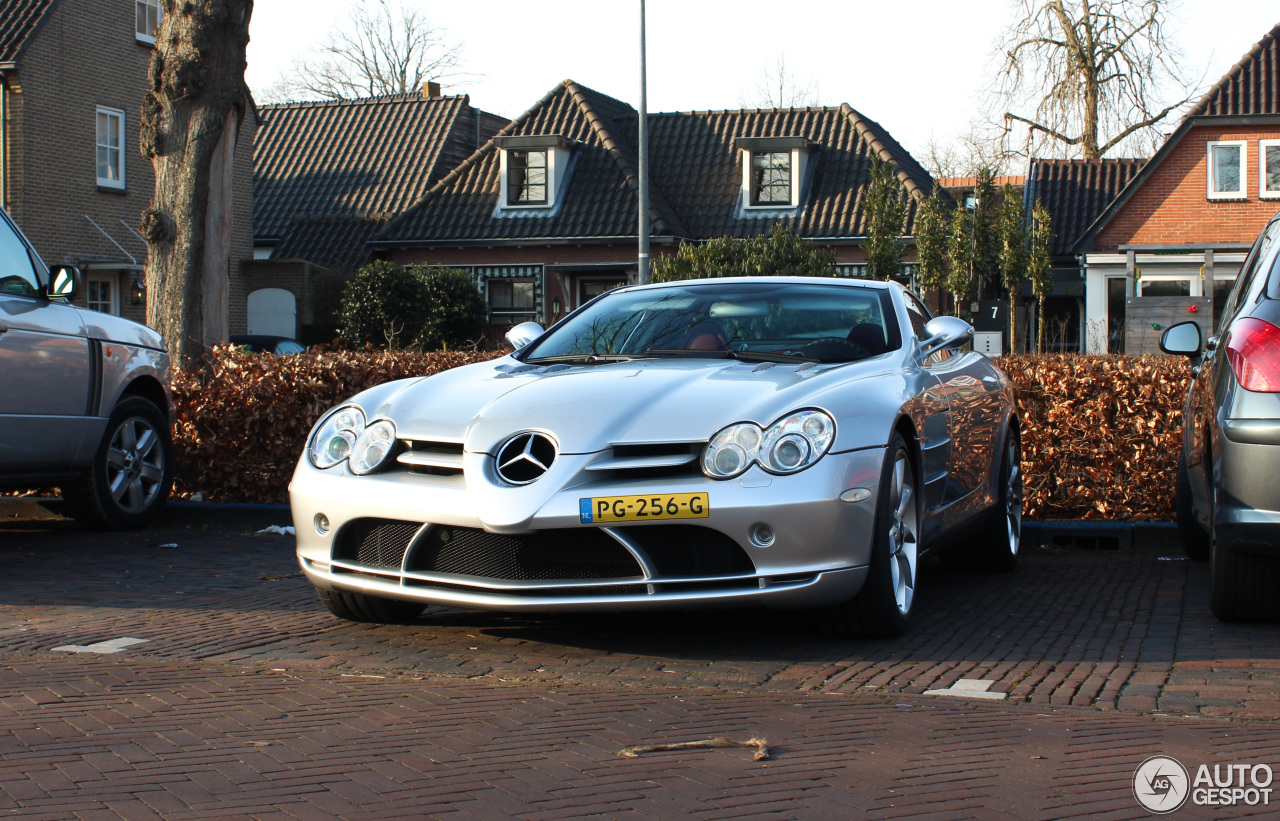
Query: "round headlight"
308 406 366 469
349 420 398 475
759 410 836 474
702 422 763 479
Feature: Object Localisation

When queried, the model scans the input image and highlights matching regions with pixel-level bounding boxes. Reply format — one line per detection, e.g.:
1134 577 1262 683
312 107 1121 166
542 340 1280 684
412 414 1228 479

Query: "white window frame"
1260 139 1280 199
1207 140 1247 200
85 273 119 315
738 146 811 211
496 138 571 212
136 0 163 44
96 106 126 190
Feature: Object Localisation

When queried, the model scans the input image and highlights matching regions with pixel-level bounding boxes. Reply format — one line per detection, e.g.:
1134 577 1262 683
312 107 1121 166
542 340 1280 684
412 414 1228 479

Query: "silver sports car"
290 277 1021 636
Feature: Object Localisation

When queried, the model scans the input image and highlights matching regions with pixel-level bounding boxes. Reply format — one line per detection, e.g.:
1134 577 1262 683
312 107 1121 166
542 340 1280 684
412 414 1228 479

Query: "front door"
0 214 90 472
578 277 625 308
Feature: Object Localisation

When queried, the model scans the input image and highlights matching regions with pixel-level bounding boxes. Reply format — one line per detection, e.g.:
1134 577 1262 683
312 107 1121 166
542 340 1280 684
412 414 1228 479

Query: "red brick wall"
1094 124 1280 251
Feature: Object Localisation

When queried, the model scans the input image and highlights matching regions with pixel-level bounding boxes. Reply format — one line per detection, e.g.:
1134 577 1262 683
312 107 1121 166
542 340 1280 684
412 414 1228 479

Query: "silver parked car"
0 206 173 529
290 277 1021 636
1161 210 1280 621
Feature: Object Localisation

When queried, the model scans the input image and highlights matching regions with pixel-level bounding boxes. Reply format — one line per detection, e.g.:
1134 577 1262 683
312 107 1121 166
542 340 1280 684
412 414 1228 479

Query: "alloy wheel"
106 416 165 514
1005 438 1023 556
888 449 919 615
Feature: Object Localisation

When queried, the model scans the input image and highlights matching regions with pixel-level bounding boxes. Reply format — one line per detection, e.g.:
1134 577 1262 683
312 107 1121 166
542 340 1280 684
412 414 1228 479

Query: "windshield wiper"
645 348 817 364
523 353 649 364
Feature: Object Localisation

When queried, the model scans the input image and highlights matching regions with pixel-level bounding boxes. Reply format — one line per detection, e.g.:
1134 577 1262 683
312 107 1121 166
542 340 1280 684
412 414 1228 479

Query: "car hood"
77 308 166 351
362 355 896 454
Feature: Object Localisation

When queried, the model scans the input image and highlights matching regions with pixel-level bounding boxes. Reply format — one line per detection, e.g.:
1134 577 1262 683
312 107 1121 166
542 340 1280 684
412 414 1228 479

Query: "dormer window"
496 135 572 211
508 150 547 205
736 136 814 210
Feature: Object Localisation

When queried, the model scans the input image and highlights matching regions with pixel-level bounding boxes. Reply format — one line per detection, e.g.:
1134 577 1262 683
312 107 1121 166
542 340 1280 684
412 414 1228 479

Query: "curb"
1024 520 1176 551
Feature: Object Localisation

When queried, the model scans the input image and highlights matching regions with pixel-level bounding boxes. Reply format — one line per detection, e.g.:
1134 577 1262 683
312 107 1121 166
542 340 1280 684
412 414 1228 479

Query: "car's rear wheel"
62 396 173 531
1175 450 1210 561
971 426 1022 572
316 588 425 624
825 431 919 638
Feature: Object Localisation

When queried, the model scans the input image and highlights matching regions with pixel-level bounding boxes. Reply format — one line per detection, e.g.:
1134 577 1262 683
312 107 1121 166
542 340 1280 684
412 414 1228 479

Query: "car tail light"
1225 317 1280 392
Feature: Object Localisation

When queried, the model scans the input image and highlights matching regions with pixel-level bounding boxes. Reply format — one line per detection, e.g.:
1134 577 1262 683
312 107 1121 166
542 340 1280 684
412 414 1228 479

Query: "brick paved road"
2 507 1280 818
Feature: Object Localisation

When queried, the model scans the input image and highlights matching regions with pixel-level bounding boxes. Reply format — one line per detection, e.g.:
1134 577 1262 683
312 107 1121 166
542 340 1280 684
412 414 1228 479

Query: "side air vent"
397 439 465 475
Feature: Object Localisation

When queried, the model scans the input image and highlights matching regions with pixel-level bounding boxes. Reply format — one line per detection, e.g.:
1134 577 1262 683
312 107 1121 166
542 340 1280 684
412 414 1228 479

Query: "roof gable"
379 80 940 246
0 0 56 64
1185 23 1280 118
1025 158 1146 255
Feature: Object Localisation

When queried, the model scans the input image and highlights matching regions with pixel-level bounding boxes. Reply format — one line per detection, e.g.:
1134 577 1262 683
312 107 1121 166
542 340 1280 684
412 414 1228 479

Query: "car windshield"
522 281 900 364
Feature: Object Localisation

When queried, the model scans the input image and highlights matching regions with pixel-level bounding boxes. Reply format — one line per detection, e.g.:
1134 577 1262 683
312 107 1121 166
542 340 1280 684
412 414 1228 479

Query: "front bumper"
289 447 885 612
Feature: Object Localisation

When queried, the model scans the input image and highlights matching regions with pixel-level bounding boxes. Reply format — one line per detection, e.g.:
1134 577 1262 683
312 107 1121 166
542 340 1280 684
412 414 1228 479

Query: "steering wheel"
798 337 870 363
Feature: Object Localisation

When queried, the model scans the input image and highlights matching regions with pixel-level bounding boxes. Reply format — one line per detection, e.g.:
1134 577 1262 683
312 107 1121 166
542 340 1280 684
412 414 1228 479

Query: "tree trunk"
1037 298 1046 353
140 0 253 368
1009 295 1017 354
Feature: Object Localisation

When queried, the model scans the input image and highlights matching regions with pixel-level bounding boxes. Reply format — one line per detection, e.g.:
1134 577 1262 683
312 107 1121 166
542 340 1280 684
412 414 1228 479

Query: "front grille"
622 525 756 577
405 527 643 581
333 518 422 569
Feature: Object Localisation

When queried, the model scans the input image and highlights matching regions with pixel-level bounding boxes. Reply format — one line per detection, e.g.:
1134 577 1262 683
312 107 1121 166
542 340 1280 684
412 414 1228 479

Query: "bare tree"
920 122 1021 179
140 0 253 367
272 0 466 100
738 54 820 109
993 0 1199 159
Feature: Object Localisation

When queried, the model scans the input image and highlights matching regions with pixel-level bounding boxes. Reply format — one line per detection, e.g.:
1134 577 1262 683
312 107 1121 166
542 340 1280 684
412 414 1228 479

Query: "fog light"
315 513 330 535
750 523 776 547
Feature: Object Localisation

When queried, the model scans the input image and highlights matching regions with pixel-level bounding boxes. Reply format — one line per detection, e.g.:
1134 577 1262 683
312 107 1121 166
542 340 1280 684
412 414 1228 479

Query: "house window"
1261 140 1280 199
96 107 125 189
488 278 537 323
1207 140 1247 199
86 274 117 315
136 0 163 43
750 151 792 206
507 150 547 206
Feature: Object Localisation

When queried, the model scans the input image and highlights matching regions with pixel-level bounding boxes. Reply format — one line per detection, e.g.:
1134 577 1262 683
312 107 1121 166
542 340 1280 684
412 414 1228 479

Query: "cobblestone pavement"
2 507 1280 817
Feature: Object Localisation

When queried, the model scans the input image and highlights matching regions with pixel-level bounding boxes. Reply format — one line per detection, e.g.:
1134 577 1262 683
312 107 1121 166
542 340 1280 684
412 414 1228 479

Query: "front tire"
62 396 173 530
825 431 920 638
317 588 425 624
1175 450 1210 562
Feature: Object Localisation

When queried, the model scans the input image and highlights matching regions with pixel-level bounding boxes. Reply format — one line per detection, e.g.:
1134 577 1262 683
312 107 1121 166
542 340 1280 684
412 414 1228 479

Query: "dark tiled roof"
0 0 55 63
1025 158 1146 256
272 216 387 272
253 94 507 246
380 80 940 245
1185 23 1280 118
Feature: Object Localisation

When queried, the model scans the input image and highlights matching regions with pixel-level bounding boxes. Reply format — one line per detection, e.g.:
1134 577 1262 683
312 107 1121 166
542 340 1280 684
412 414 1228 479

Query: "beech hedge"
171 349 1191 519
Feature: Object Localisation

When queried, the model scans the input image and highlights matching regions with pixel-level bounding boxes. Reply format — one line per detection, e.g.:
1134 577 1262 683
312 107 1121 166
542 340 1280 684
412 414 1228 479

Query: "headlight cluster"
702 409 835 479
308 406 398 474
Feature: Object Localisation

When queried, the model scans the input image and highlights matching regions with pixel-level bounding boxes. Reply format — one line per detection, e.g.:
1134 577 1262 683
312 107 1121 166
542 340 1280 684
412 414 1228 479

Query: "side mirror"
1160 320 1203 357
919 315 973 356
47 266 79 300
506 321 545 350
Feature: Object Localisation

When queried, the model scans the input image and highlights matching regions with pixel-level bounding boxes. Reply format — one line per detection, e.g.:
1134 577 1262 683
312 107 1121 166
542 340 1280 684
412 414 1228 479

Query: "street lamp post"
637 0 650 284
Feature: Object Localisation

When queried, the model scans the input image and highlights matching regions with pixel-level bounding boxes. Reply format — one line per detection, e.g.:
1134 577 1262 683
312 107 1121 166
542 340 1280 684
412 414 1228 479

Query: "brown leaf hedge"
172 350 1191 519
1002 354 1190 521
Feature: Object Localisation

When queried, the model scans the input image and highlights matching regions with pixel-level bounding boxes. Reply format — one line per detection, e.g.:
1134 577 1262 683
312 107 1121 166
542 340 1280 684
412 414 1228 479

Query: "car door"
0 212 91 472
902 294 952 512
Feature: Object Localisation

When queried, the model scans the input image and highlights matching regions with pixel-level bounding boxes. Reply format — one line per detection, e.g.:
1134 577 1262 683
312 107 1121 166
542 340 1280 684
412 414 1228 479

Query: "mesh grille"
622 525 756 578
334 518 421 569
406 527 641 581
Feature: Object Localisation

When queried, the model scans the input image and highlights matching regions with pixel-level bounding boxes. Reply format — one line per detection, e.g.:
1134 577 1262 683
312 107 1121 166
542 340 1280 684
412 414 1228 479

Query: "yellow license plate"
579 493 710 523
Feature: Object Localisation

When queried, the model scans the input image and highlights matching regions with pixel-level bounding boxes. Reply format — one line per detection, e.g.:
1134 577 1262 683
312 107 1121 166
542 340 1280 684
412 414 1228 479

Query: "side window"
0 218 41 298
903 294 931 339
1219 220 1280 331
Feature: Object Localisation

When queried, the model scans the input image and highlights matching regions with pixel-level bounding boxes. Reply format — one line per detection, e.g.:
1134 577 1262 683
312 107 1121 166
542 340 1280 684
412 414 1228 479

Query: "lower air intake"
333 518 422 569
406 527 642 581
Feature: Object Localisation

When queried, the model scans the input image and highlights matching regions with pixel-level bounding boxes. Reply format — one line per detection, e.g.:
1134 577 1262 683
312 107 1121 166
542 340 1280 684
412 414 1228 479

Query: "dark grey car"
0 206 174 529
1161 210 1280 621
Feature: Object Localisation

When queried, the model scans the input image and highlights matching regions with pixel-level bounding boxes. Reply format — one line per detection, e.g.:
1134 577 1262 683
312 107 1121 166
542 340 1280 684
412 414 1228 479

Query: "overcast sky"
245 1 1279 165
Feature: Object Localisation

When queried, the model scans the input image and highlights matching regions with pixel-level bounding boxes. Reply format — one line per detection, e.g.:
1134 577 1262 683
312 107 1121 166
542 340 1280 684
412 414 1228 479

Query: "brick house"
1022 158 1145 351
1068 22 1280 353
249 91 506 341
372 80 941 327
0 0 253 330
